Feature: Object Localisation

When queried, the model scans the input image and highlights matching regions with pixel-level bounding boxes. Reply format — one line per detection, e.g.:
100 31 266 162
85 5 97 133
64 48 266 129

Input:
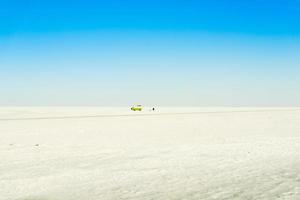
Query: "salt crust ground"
1 107 300 200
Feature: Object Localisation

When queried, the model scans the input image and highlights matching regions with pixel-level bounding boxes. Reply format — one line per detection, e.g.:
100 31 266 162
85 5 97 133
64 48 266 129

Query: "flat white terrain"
1 107 300 200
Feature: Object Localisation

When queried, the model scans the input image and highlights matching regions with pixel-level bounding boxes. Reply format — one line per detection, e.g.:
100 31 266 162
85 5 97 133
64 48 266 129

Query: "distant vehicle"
131 105 142 111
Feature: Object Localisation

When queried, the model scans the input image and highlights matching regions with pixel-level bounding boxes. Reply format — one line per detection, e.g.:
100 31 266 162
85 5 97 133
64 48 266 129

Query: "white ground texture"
1 107 300 200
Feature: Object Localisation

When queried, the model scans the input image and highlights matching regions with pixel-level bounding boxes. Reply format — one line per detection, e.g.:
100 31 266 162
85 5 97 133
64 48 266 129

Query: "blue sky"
1 0 300 106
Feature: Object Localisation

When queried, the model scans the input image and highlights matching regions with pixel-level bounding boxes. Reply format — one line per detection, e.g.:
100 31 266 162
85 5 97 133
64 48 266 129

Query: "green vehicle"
131 105 142 111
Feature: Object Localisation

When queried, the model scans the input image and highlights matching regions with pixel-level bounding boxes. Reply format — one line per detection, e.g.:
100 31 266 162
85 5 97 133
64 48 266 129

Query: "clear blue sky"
1 0 300 106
